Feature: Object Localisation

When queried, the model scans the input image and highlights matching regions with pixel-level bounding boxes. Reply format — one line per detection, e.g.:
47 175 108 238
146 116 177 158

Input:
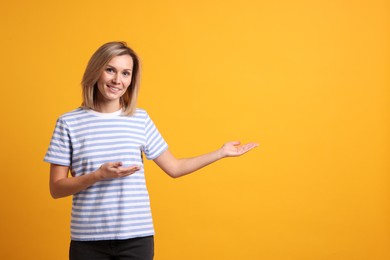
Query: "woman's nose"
112 73 120 84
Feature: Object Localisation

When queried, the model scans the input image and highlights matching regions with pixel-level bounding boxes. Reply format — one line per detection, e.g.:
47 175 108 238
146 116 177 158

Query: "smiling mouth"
107 85 121 92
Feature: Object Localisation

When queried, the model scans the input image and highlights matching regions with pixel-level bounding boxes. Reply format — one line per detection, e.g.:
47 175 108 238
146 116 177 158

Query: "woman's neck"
95 101 121 113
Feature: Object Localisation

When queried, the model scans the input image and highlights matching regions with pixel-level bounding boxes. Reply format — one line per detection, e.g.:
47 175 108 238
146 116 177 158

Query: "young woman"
44 41 258 260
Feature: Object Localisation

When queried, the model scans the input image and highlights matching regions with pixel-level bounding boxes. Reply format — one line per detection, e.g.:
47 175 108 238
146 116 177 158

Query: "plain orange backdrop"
0 0 389 259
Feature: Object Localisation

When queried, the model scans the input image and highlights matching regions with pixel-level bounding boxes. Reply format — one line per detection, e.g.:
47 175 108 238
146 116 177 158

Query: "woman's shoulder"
128 108 155 123
57 107 87 121
133 107 149 118
134 107 146 114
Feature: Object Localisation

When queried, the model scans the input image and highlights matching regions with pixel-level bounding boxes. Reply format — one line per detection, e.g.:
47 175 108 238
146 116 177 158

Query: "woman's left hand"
220 141 259 158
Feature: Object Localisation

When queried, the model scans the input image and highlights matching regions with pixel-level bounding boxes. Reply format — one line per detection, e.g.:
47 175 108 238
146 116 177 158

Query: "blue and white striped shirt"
44 107 168 241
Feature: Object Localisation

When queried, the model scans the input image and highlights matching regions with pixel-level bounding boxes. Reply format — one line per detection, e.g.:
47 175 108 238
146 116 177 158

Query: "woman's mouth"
107 85 121 93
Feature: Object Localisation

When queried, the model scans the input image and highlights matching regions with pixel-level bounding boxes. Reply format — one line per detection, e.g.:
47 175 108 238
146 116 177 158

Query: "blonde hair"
81 41 141 116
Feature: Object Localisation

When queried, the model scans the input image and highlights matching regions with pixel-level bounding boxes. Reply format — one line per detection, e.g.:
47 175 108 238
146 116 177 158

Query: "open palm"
221 141 259 157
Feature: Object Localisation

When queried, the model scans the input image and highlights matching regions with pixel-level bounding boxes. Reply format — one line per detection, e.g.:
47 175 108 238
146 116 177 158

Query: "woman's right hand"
49 162 141 199
96 162 141 180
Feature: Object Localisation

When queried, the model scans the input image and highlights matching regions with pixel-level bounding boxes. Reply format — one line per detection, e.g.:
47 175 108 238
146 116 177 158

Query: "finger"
229 141 241 146
242 143 258 149
246 143 259 149
238 143 258 154
119 165 141 171
111 162 123 168
119 169 139 177
118 166 141 175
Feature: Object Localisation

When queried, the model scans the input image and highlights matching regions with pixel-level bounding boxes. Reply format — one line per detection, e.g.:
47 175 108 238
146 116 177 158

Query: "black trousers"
69 236 154 260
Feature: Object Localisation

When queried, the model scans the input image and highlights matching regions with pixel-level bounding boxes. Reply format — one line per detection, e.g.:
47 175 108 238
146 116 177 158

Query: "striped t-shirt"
44 107 168 241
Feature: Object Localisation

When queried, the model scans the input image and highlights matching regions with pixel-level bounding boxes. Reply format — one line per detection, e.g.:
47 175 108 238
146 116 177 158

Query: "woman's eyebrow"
106 64 133 71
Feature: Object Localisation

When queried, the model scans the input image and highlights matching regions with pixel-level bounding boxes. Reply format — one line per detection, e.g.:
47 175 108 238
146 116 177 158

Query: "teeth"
109 86 120 91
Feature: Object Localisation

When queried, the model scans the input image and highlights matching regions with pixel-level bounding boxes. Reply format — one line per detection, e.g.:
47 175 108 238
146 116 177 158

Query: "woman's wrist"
217 147 226 160
94 167 104 181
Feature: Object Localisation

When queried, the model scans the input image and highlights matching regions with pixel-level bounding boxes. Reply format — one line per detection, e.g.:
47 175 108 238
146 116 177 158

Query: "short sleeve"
143 112 168 160
43 118 72 166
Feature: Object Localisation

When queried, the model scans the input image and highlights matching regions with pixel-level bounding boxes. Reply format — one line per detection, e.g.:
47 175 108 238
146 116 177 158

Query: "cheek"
125 78 132 88
100 73 111 83
97 79 105 90
96 76 105 88
96 84 105 96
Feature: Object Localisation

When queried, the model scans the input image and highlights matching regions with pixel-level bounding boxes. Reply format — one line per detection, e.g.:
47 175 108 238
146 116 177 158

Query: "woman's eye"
106 68 114 73
123 71 131 77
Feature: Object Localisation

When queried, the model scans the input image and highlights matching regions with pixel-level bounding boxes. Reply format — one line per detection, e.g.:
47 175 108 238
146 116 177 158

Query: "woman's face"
96 54 134 105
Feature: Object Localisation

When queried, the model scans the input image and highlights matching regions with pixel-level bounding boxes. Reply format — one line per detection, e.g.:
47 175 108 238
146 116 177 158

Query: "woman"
44 41 258 260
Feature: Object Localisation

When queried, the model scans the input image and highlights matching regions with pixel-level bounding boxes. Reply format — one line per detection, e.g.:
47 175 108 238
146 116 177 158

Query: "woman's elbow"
51 194 61 199
50 185 67 199
50 189 62 199
165 170 180 179
164 167 191 178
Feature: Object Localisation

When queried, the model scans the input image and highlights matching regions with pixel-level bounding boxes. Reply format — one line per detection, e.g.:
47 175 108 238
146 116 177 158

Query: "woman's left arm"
153 141 258 178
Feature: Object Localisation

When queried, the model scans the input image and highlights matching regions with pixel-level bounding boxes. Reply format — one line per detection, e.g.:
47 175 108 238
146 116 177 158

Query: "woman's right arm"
49 163 141 199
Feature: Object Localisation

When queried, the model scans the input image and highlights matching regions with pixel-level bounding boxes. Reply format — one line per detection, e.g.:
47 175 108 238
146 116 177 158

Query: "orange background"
0 0 389 259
